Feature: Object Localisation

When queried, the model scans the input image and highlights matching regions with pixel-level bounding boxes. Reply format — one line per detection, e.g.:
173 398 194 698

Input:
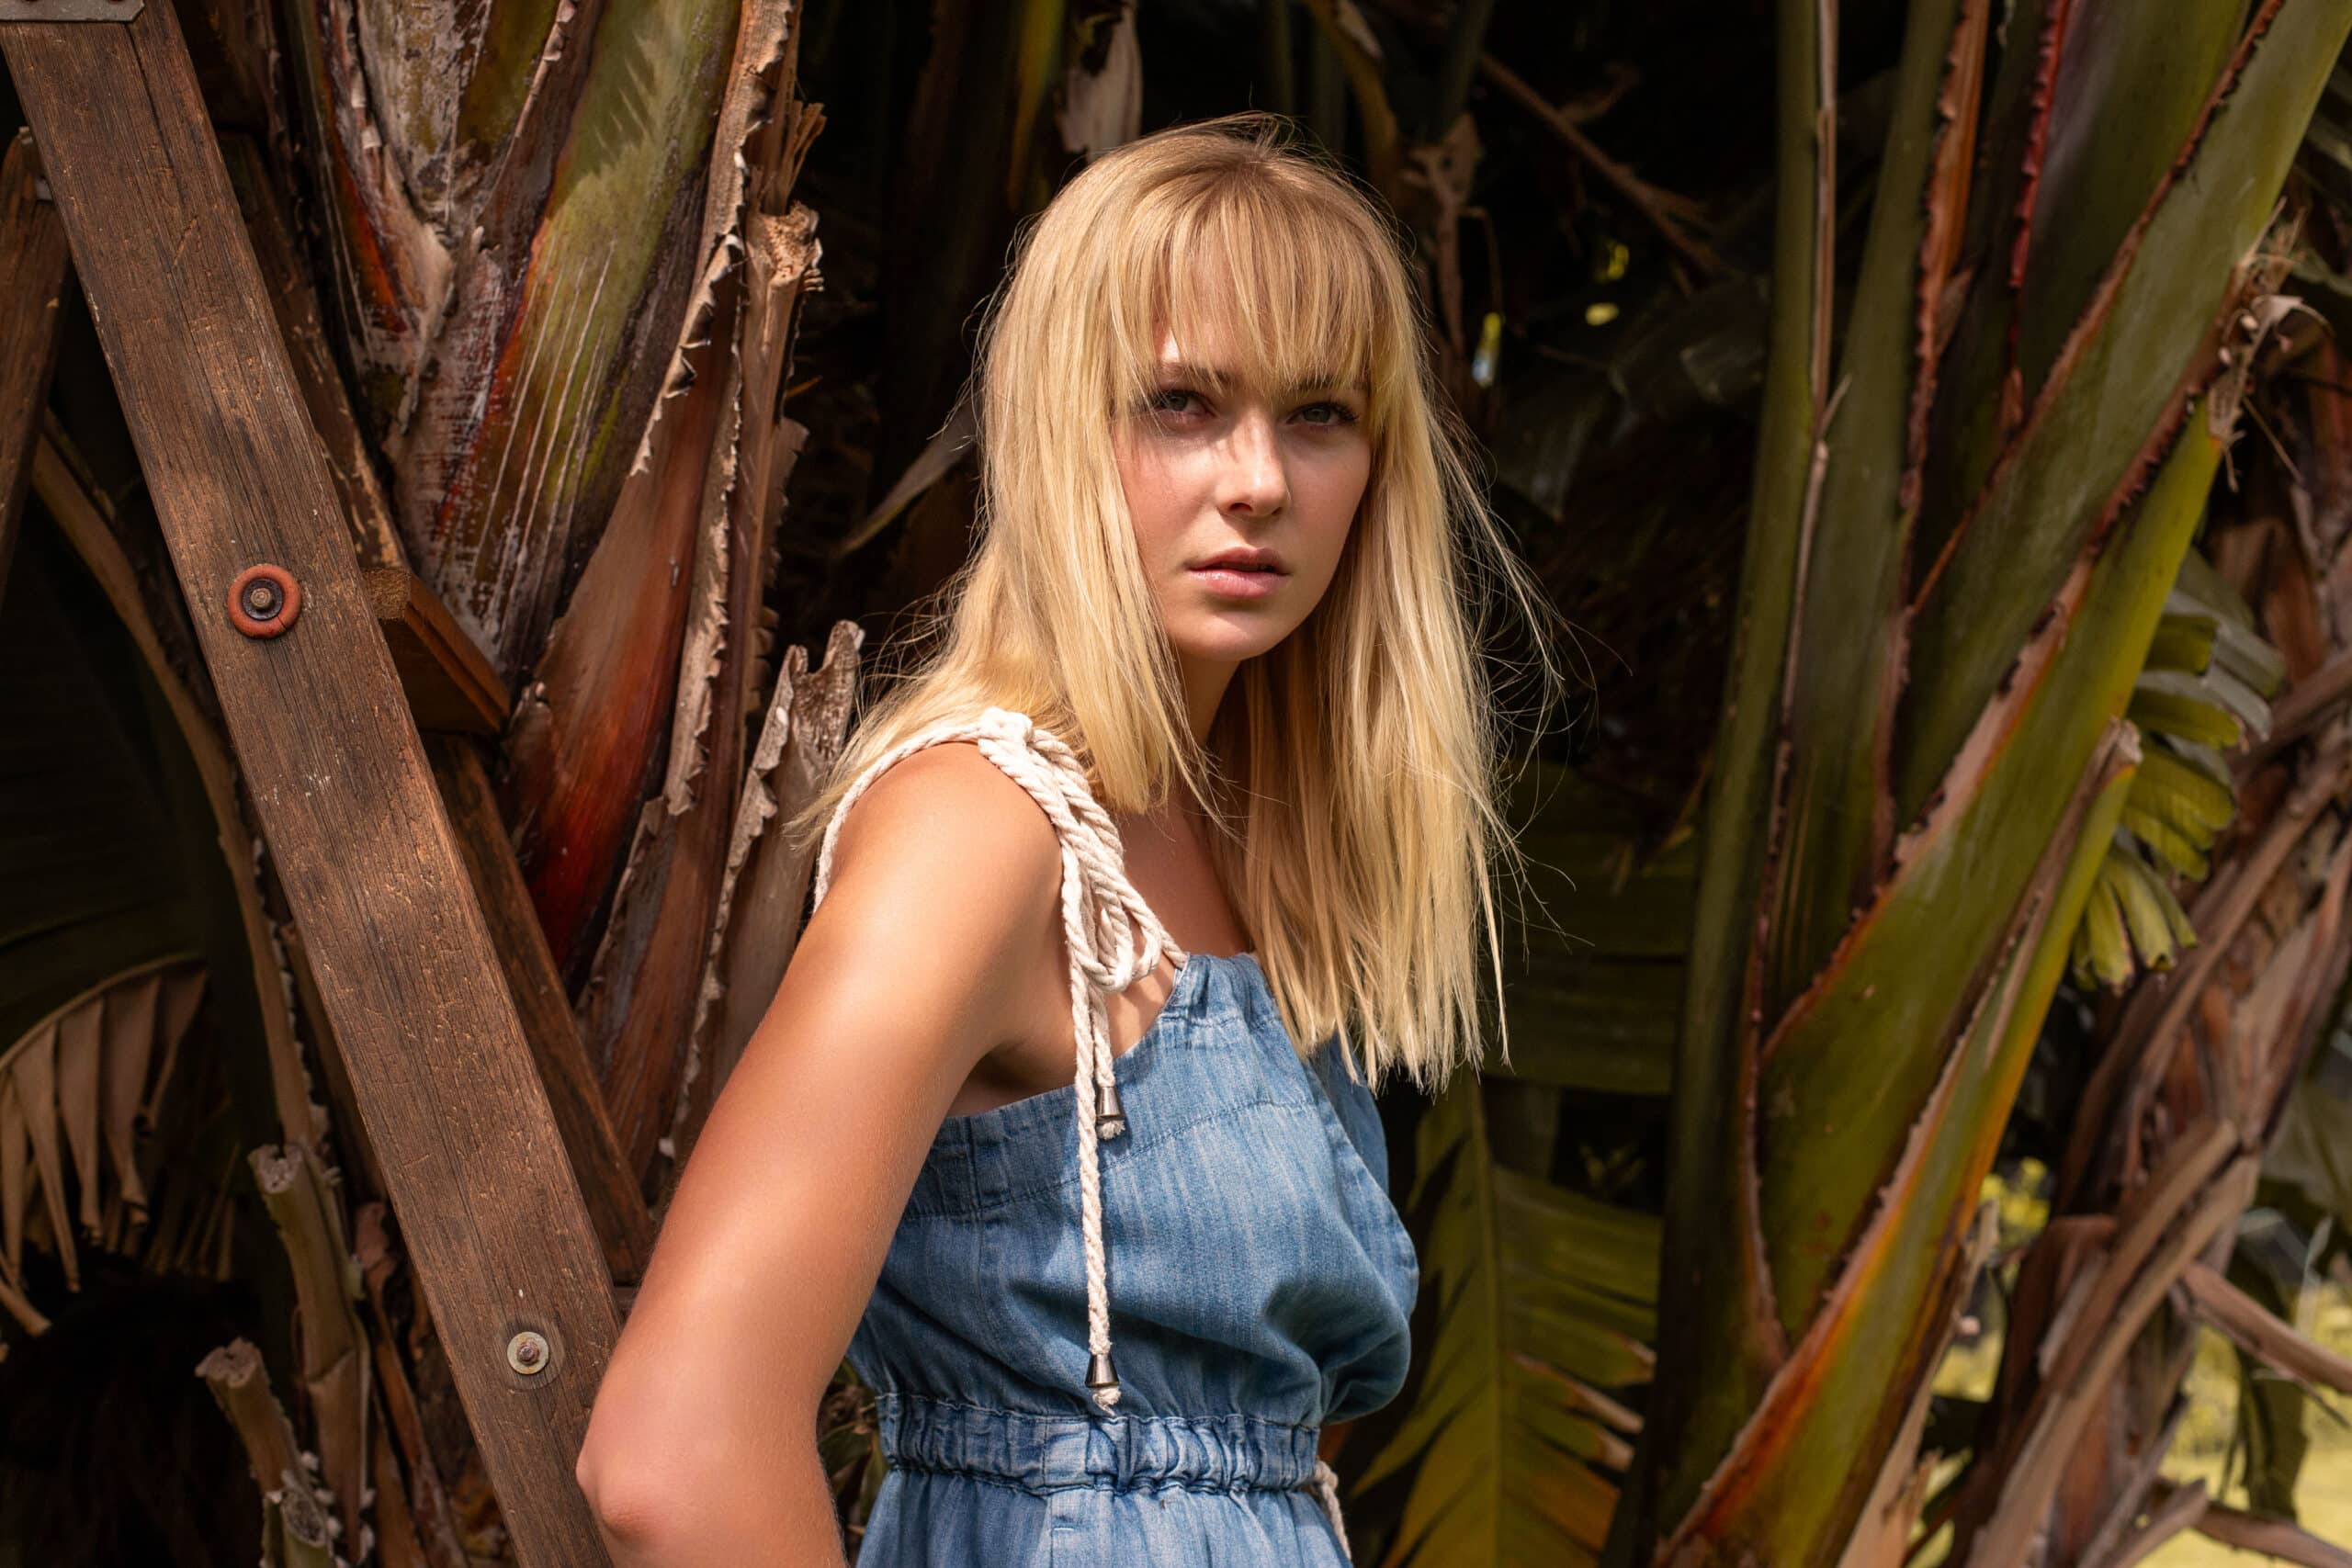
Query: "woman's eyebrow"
1150 361 1232 390
1154 361 1361 397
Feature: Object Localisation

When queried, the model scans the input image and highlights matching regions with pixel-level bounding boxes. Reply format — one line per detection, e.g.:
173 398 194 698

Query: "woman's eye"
1297 401 1358 427
1148 389 1202 416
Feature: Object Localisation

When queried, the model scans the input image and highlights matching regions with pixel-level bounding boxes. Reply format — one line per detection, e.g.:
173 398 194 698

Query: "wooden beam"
426 731 655 1281
356 574 648 1277
365 565 510 735
0 8 618 1563
0 128 71 609
221 131 408 575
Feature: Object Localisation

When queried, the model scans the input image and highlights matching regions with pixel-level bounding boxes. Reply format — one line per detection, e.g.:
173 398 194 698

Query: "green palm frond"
1340 758 1670 1565
1486 762 1695 1098
2070 550 2286 990
1354 1083 1657 1568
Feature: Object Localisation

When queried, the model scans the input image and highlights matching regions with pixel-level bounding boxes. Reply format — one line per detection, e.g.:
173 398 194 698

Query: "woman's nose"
1218 413 1289 516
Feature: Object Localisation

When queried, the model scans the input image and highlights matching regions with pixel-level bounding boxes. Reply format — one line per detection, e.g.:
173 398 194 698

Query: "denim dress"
810 708 1419 1565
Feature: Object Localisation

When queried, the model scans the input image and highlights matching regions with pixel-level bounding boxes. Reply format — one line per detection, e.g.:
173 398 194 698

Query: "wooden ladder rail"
0 5 620 1562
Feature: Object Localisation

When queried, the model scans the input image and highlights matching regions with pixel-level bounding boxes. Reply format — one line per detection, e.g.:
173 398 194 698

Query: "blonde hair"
785 111 1566 1091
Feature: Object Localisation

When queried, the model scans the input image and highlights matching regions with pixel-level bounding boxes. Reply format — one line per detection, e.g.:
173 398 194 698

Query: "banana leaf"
1620 0 2352 1561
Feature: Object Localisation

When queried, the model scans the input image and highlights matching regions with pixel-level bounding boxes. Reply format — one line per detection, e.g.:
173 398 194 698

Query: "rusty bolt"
506 1330 549 1376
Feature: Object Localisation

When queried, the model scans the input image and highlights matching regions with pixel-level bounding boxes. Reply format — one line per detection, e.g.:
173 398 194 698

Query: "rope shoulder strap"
809 705 1184 1412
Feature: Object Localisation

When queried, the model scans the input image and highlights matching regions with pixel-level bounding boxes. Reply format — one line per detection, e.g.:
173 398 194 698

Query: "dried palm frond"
0 956 205 1314
662 619 862 1181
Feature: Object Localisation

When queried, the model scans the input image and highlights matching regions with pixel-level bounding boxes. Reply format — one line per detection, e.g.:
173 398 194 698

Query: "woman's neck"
1179 654 1238 743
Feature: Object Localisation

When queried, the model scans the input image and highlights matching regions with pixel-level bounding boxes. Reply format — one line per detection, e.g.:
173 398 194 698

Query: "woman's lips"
1189 566 1288 599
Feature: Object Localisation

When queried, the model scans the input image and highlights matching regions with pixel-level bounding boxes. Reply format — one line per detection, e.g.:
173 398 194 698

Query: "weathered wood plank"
0 129 71 609
426 732 655 1281
0 8 617 1563
221 131 407 575
354 559 651 1277
365 566 509 736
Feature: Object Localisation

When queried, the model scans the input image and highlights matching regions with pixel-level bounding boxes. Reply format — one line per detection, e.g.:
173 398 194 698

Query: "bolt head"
506 1330 550 1375
226 564 301 638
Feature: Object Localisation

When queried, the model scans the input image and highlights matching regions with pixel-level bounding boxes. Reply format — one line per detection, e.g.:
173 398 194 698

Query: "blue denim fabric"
847 949 1419 1565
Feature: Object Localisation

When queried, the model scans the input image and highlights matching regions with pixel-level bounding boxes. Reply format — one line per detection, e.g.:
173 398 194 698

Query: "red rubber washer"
226 563 301 638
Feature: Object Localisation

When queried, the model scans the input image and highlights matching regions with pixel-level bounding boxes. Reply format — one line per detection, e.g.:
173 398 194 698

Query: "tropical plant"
1349 764 1678 1567
11 2 2352 1565
1611 4 2352 1566
1928 259 2352 1568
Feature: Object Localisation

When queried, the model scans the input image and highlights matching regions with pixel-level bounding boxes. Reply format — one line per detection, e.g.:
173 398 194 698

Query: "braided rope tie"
1312 1459 1352 1560
812 706 1354 1557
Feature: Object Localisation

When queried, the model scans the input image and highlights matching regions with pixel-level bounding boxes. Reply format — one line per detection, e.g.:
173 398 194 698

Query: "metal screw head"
506 1330 549 1375
243 579 282 619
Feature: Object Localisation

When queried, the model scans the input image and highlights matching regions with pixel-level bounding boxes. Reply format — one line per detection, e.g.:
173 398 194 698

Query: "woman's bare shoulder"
819 739 1065 970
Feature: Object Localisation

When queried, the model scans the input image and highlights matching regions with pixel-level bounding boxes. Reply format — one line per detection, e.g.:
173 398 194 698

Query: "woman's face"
1114 318 1372 722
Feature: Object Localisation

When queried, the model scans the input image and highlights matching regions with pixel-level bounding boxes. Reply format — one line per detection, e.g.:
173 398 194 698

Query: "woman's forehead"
1140 287 1374 395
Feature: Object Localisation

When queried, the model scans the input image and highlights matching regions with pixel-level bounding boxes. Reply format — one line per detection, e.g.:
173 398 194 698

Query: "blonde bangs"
1104 163 1399 436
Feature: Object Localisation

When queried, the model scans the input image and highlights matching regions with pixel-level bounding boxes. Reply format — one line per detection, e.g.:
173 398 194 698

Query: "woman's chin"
1170 616 1291 664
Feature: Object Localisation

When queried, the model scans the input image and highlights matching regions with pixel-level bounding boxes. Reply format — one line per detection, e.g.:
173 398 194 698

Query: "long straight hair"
785 111 1565 1092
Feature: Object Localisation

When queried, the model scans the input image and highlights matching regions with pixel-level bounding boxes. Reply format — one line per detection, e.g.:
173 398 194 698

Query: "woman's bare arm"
573 744 1062 1564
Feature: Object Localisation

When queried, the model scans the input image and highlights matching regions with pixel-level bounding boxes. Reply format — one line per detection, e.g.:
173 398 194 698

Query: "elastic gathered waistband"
876 1393 1324 1495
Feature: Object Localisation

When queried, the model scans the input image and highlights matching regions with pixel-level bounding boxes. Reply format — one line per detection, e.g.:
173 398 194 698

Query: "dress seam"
881 1463 1327 1499
878 1389 1323 1436
900 1095 1318 1216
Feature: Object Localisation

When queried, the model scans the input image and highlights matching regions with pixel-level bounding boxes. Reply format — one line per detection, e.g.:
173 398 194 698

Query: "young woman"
575 111 1559 1566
